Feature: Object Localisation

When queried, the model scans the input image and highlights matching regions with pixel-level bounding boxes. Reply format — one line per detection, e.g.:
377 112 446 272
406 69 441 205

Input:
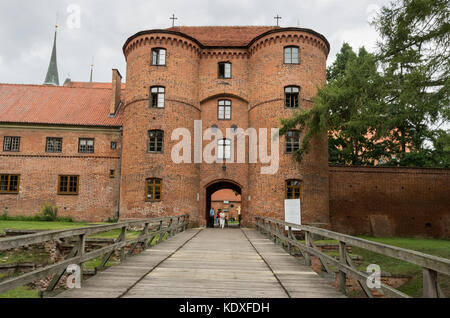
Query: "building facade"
0 26 331 227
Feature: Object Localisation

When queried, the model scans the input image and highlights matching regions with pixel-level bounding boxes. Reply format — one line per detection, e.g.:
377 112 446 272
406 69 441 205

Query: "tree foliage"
280 0 450 167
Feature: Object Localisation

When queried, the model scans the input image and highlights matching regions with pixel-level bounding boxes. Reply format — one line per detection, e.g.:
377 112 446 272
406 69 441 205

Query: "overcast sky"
0 0 392 85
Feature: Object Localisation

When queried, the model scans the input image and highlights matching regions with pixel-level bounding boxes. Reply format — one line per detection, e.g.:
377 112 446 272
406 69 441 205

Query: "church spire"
44 25 60 86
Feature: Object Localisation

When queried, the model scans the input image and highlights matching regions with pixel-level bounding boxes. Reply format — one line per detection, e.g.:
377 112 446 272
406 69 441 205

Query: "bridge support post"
423 268 440 298
304 232 312 266
339 241 347 295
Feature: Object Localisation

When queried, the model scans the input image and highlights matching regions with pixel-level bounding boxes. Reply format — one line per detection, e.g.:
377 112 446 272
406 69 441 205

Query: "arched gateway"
205 179 243 227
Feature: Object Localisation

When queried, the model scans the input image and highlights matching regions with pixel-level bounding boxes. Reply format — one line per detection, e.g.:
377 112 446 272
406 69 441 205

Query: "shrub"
41 204 58 221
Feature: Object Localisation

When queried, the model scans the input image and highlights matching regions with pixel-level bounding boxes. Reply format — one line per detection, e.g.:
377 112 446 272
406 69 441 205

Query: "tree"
280 44 386 165
373 0 450 164
281 0 450 167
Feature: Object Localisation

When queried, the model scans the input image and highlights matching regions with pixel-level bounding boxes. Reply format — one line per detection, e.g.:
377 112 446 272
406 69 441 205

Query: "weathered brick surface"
0 127 121 221
329 166 450 238
120 28 331 227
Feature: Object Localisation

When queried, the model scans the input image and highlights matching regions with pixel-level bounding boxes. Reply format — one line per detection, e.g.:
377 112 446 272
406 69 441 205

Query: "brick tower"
120 26 330 227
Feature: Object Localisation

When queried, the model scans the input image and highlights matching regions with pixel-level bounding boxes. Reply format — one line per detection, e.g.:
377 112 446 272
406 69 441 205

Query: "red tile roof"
64 81 126 90
211 189 242 202
0 83 123 127
167 26 280 46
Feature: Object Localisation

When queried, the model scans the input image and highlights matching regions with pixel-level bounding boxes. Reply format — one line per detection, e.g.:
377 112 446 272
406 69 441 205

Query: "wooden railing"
255 216 450 298
0 214 189 295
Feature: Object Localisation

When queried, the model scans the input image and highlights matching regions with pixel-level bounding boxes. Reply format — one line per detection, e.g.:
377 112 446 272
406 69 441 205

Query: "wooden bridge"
0 215 448 298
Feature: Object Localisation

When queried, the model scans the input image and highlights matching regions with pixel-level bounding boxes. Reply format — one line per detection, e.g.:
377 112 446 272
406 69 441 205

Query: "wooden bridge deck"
57 228 345 298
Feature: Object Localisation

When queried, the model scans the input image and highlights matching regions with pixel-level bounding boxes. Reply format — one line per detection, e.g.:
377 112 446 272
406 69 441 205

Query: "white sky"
0 0 393 84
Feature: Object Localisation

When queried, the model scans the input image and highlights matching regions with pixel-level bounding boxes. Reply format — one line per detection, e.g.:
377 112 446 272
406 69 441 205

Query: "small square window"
58 175 79 195
79 138 94 153
111 142 117 150
110 170 116 178
218 62 231 79
3 137 20 152
150 87 165 108
286 131 300 153
152 48 166 66
46 137 63 153
0 174 20 194
148 130 164 153
284 47 299 64
218 100 232 120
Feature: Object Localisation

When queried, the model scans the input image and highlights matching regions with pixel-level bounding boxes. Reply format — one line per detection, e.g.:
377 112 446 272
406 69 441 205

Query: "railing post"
423 268 440 298
287 226 293 255
304 231 311 266
339 241 347 295
119 226 126 262
157 220 164 244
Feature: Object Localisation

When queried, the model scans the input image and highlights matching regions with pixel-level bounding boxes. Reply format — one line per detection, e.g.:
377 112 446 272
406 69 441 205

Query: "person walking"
209 208 215 228
219 210 225 229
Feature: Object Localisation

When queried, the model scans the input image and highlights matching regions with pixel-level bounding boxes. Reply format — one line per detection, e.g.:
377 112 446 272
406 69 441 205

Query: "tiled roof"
166 26 280 47
0 83 123 127
64 81 126 90
211 189 242 202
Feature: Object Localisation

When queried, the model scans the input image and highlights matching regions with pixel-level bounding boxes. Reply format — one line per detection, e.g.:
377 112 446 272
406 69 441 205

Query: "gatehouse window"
218 100 231 120
284 46 299 64
285 130 300 153
58 175 79 195
0 174 20 194
146 178 162 201
46 137 63 153
78 138 95 153
150 86 165 108
285 86 300 108
218 139 231 160
286 179 301 199
148 130 164 153
3 136 20 152
152 48 166 66
218 62 231 79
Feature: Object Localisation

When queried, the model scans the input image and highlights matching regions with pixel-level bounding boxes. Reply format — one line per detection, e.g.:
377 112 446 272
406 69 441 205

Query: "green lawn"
299 236 450 298
0 220 89 234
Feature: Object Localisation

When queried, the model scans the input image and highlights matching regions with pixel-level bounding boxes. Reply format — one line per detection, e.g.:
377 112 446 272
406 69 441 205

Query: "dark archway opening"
206 180 242 228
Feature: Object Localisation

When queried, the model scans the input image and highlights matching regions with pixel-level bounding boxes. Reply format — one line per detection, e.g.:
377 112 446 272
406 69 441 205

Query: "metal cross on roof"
274 14 282 26
170 14 178 27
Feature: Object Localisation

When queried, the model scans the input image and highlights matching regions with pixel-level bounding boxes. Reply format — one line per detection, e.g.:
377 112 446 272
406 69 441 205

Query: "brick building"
1 26 448 238
211 189 241 221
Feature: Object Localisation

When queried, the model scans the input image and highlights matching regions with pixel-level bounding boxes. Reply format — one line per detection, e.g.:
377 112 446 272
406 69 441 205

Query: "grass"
0 220 88 234
0 286 39 298
299 236 450 298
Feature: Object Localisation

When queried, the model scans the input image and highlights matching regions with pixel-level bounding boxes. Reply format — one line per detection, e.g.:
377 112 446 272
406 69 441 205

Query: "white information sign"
284 199 301 230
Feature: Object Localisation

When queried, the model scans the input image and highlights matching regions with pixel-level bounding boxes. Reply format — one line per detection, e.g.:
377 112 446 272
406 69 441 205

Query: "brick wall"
329 165 450 238
0 125 121 221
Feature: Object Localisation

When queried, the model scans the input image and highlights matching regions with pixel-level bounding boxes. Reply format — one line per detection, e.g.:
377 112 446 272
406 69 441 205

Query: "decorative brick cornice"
123 27 330 59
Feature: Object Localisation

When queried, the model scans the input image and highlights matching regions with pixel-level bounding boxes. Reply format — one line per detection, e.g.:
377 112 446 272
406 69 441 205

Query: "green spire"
44 26 60 86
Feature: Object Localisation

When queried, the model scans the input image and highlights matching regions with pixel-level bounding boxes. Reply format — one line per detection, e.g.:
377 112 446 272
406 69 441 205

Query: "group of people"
208 208 226 228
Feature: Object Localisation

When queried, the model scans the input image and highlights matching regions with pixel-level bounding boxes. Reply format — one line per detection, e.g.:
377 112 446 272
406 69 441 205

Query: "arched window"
218 100 232 120
146 178 162 201
218 62 232 79
285 86 300 108
148 130 164 153
218 139 231 160
286 180 301 199
285 130 300 153
150 86 165 108
284 46 299 64
151 48 166 66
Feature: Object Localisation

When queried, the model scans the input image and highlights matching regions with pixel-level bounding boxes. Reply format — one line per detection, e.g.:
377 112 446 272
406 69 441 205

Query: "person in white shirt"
219 210 225 229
